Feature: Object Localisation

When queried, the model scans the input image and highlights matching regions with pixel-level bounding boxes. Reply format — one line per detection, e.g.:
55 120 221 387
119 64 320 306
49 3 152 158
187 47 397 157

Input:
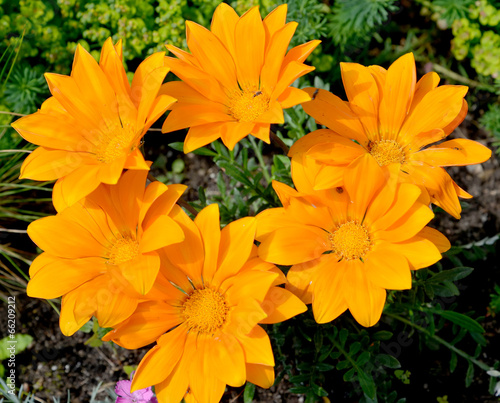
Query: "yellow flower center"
368 140 405 166
183 288 229 334
94 122 137 164
108 236 140 265
330 221 371 260
228 89 270 122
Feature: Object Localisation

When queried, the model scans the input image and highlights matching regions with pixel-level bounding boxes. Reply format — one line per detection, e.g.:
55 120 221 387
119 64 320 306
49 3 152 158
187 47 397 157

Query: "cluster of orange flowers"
13 3 491 402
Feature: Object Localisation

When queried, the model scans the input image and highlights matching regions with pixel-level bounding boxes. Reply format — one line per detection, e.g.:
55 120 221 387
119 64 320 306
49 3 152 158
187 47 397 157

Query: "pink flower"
115 374 157 403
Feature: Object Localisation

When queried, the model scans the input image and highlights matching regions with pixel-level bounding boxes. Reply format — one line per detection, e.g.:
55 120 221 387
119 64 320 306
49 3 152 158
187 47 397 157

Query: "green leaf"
190 147 217 157
376 354 401 369
372 330 393 341
243 382 256 403
168 142 184 152
358 368 376 399
339 328 349 347
311 383 328 397
356 351 370 366
0 334 33 360
337 360 351 370
465 361 474 388
349 341 361 355
449 352 458 373
427 267 474 283
343 367 356 382
216 161 253 187
289 386 311 394
432 282 460 297
430 310 484 333
316 363 334 372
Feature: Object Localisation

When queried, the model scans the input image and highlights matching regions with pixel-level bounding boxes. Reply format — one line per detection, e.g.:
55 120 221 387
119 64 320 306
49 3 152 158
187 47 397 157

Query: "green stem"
432 64 497 92
386 312 491 372
248 136 272 184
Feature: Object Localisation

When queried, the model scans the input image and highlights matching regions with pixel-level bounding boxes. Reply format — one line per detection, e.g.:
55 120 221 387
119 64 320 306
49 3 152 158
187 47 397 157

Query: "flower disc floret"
108 236 140 265
183 288 229 334
368 140 406 166
330 221 371 260
228 89 270 122
95 122 137 164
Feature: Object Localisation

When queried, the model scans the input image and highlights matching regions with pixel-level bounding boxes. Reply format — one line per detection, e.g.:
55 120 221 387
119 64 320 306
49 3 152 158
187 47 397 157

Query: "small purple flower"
115 373 158 403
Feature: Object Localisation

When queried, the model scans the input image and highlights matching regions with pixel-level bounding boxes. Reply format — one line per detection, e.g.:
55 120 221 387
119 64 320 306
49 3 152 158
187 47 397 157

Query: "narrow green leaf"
243 382 256 403
372 330 393 341
428 267 474 283
450 352 457 373
358 369 376 399
168 142 184 152
465 361 474 388
430 310 484 333
376 354 401 369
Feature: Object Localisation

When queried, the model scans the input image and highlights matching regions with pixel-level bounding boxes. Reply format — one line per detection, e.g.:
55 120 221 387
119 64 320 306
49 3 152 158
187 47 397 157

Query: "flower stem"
432 64 496 93
248 136 272 184
270 131 290 155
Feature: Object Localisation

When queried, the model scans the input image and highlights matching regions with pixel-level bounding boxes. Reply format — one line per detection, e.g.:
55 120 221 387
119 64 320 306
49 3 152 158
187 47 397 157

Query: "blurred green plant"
479 103 500 153
328 0 399 49
418 0 500 77
3 66 48 115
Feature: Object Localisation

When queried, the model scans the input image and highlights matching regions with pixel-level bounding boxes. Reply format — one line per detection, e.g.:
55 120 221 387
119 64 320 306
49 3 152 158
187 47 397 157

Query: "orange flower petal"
399 85 468 142
263 4 288 45
188 336 227 403
209 332 246 387
258 225 330 266
154 345 191 403
379 202 435 242
378 53 416 140
59 290 95 336
119 252 160 295
194 203 221 283
184 122 227 153
261 22 298 91
365 247 412 289
234 7 265 87
418 227 451 253
95 279 139 328
341 62 379 137
163 57 226 103
99 38 131 100
260 286 308 324
221 121 254 150
380 235 443 270
132 325 187 391
310 257 348 323
343 261 386 327
236 325 274 366
19 147 87 181
277 86 312 109
103 300 182 349
52 165 101 209
343 154 385 219
27 256 105 299
28 215 107 259
186 21 238 91
300 89 368 146
406 163 462 219
211 3 239 58
213 216 257 284
162 103 232 133
415 138 491 167
272 61 315 99
286 258 324 305
246 363 275 389
162 206 204 286
409 71 440 115
282 40 321 71
140 215 184 253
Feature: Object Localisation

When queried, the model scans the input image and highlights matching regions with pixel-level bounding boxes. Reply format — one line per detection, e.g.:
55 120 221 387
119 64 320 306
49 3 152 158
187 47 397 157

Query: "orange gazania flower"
27 170 186 335
160 3 320 152
12 38 175 210
293 52 491 218
257 155 450 327
103 204 306 403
